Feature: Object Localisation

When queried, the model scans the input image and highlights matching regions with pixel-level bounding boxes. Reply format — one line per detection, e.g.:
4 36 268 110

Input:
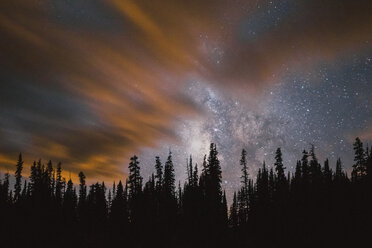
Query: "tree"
206 143 222 203
222 190 228 226
164 151 175 198
335 158 343 182
323 159 332 184
62 179 77 223
55 162 63 205
240 149 249 193
203 143 224 236
46 160 54 197
239 149 249 224
274 148 286 186
154 156 163 191
128 155 142 199
229 192 238 229
78 171 87 224
309 145 321 183
301 150 309 185
78 171 87 203
14 153 23 202
353 137 366 180
110 180 128 227
187 155 193 186
0 173 10 204
192 164 199 188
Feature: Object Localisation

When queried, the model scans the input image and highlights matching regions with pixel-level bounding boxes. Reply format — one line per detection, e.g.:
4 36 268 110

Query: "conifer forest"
1 138 371 247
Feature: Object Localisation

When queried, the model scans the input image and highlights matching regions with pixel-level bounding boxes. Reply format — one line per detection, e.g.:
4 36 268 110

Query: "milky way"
140 53 372 200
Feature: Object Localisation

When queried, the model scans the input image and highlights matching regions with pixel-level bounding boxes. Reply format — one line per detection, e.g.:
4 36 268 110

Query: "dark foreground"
0 138 371 247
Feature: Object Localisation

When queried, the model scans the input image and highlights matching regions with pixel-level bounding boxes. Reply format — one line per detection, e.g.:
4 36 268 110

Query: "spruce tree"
229 192 238 229
63 179 77 222
335 158 343 183
192 164 199 188
240 149 249 193
128 155 142 199
309 145 321 183
323 159 332 184
301 150 309 185
164 151 175 198
55 162 63 205
240 149 249 224
353 137 366 180
206 143 222 203
274 148 286 186
78 171 87 203
110 180 128 226
187 155 193 186
14 153 23 202
1 173 10 204
46 160 53 197
154 156 163 191
222 190 228 226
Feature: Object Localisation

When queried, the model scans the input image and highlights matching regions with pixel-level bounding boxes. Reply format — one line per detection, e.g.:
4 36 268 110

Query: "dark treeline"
0 138 371 248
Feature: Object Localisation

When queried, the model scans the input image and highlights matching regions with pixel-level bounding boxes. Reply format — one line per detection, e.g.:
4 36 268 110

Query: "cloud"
205 0 372 91
0 0 371 181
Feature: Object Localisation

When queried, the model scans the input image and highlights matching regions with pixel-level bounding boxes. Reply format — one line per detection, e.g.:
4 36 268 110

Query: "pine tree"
309 145 321 183
21 180 27 200
192 164 199 188
206 143 222 203
14 153 23 202
1 173 10 204
237 189 246 225
353 137 366 180
78 171 87 223
112 181 116 199
222 190 228 226
240 149 249 193
335 158 344 183
78 171 87 203
164 151 175 198
128 155 142 199
274 148 286 186
204 143 224 233
323 159 332 184
301 150 309 185
295 160 302 180
46 160 54 197
229 192 238 228
187 155 193 186
55 162 63 205
110 180 128 226
154 156 163 191
63 179 77 222
239 149 249 224
178 181 183 207
269 168 275 197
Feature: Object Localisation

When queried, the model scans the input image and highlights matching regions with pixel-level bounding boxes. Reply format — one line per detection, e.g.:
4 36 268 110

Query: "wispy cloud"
1 0 371 180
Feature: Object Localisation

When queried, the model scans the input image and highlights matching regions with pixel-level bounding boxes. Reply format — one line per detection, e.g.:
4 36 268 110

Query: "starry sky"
1 0 371 197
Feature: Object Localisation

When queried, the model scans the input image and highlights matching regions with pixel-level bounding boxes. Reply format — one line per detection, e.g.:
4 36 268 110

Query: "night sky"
1 0 371 198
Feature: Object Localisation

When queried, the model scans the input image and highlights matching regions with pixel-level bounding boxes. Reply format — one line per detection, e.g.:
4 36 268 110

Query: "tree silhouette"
0 139 371 247
274 148 286 186
352 137 366 181
128 155 142 199
154 156 163 191
163 151 175 198
14 153 23 202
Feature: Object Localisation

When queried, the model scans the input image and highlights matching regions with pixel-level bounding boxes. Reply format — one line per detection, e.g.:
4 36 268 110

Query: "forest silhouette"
0 138 371 248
